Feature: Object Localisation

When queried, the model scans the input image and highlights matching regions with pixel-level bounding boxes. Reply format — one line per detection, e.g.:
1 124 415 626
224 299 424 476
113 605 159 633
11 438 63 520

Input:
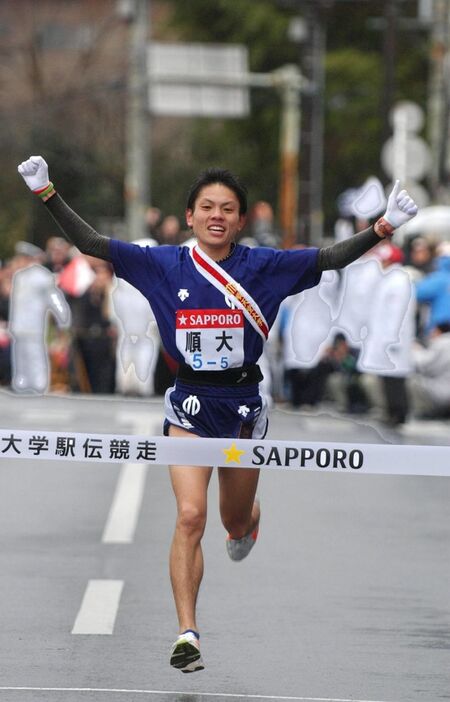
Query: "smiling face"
185 183 246 260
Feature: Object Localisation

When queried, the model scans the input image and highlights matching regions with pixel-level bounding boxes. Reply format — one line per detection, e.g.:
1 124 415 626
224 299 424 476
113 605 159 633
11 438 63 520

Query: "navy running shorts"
164 380 268 439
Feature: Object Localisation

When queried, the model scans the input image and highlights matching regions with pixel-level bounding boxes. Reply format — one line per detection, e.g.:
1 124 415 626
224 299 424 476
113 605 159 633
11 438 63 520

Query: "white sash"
190 245 269 340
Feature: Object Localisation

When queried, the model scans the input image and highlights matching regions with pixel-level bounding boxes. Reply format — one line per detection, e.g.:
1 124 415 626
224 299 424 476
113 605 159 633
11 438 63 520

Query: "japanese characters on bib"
176 308 244 369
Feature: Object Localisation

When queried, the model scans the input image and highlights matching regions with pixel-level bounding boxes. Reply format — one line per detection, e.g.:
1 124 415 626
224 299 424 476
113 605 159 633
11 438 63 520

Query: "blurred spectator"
321 332 370 414
13 240 45 265
249 200 279 247
157 214 181 245
44 235 72 273
403 235 437 340
47 328 71 393
58 254 96 298
409 323 450 419
145 206 162 239
404 235 436 281
0 264 12 385
415 241 450 335
67 259 116 394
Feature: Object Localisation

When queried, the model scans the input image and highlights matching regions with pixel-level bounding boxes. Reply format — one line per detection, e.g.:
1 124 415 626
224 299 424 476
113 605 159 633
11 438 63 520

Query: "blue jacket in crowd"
415 255 450 331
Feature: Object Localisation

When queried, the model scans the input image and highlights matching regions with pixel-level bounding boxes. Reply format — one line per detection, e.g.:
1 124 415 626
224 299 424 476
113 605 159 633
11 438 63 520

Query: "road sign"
147 42 250 117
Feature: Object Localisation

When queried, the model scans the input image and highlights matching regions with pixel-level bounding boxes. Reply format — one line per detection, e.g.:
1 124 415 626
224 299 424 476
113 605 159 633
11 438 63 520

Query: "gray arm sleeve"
317 226 381 271
44 193 111 261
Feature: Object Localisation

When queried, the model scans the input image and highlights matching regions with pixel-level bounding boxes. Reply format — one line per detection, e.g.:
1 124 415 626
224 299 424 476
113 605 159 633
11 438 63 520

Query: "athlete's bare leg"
168 424 212 633
218 466 260 539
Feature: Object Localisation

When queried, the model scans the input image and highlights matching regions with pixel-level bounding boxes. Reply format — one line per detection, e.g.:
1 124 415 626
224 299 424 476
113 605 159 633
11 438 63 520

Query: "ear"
237 214 247 232
185 208 193 228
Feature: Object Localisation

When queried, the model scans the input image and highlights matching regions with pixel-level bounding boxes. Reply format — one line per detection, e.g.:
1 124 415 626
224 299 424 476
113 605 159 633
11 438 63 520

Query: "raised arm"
17 156 111 261
317 180 418 271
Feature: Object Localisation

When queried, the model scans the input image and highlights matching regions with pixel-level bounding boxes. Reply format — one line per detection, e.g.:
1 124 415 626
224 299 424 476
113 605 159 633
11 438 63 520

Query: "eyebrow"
198 198 237 207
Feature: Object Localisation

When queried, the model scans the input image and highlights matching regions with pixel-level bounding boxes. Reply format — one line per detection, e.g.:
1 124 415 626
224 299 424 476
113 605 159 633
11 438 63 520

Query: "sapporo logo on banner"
222 442 364 470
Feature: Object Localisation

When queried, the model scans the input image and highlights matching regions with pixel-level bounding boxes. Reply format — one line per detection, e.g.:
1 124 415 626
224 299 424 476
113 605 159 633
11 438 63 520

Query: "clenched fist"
17 156 51 193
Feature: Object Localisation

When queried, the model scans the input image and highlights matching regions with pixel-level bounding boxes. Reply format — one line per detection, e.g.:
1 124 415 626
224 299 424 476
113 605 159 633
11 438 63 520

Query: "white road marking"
21 409 75 425
71 580 124 635
75 418 149 636
116 410 161 436
102 463 147 543
0 688 394 702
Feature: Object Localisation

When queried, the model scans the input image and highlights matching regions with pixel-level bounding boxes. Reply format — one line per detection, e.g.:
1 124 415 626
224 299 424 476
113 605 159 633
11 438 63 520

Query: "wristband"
35 182 55 199
374 217 394 239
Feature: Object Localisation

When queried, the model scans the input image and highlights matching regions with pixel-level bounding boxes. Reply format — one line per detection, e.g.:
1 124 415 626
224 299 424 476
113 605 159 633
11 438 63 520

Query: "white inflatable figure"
111 238 160 396
334 176 402 359
287 270 341 367
337 255 414 375
9 264 71 393
357 256 415 376
337 258 382 348
351 176 387 220
257 319 278 407
318 268 344 322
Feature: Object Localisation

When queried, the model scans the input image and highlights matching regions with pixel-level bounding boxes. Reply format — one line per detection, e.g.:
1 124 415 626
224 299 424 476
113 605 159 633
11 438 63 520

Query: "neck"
197 241 234 262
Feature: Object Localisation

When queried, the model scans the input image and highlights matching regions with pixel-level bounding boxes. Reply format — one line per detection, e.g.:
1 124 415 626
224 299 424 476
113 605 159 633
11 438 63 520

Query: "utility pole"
278 66 302 249
124 0 150 241
427 0 450 200
308 3 327 247
295 0 330 246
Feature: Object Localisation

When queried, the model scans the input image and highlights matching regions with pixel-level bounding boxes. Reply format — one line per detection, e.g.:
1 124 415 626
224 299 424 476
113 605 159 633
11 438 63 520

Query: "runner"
18 156 417 673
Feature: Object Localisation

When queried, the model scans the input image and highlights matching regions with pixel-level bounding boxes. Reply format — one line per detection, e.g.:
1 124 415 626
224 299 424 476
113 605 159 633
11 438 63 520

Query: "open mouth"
207 226 226 236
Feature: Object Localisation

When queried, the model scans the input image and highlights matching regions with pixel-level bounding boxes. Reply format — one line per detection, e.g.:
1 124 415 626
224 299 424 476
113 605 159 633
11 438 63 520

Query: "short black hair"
186 167 248 215
332 332 347 346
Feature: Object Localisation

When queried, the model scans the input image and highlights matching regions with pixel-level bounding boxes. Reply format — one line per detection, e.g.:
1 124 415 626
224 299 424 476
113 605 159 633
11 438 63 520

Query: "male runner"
18 156 417 672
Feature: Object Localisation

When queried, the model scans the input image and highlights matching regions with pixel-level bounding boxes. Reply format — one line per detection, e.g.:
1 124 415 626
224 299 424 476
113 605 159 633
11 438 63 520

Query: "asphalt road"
0 389 449 702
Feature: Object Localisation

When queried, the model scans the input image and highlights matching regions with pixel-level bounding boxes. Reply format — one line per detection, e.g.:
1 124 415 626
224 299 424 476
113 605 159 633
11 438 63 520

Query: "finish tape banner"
0 428 449 477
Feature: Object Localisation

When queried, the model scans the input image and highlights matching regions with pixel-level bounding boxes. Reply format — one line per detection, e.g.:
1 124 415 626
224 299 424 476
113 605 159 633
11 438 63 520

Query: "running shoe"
170 631 204 673
226 524 259 561
226 498 260 562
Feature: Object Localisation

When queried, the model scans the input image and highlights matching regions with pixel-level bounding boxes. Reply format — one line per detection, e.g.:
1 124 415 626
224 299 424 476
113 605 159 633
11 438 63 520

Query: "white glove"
17 156 50 193
383 180 418 229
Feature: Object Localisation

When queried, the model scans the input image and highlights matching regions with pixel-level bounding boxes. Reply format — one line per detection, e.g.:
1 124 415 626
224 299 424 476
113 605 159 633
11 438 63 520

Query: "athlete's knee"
176 503 207 538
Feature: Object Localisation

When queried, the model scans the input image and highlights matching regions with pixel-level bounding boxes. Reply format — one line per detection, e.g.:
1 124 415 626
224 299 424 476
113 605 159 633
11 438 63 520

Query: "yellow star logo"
222 442 245 464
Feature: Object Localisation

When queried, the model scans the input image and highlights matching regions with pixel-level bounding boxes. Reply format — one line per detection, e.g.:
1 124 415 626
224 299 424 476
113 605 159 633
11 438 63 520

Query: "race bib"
176 309 244 370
